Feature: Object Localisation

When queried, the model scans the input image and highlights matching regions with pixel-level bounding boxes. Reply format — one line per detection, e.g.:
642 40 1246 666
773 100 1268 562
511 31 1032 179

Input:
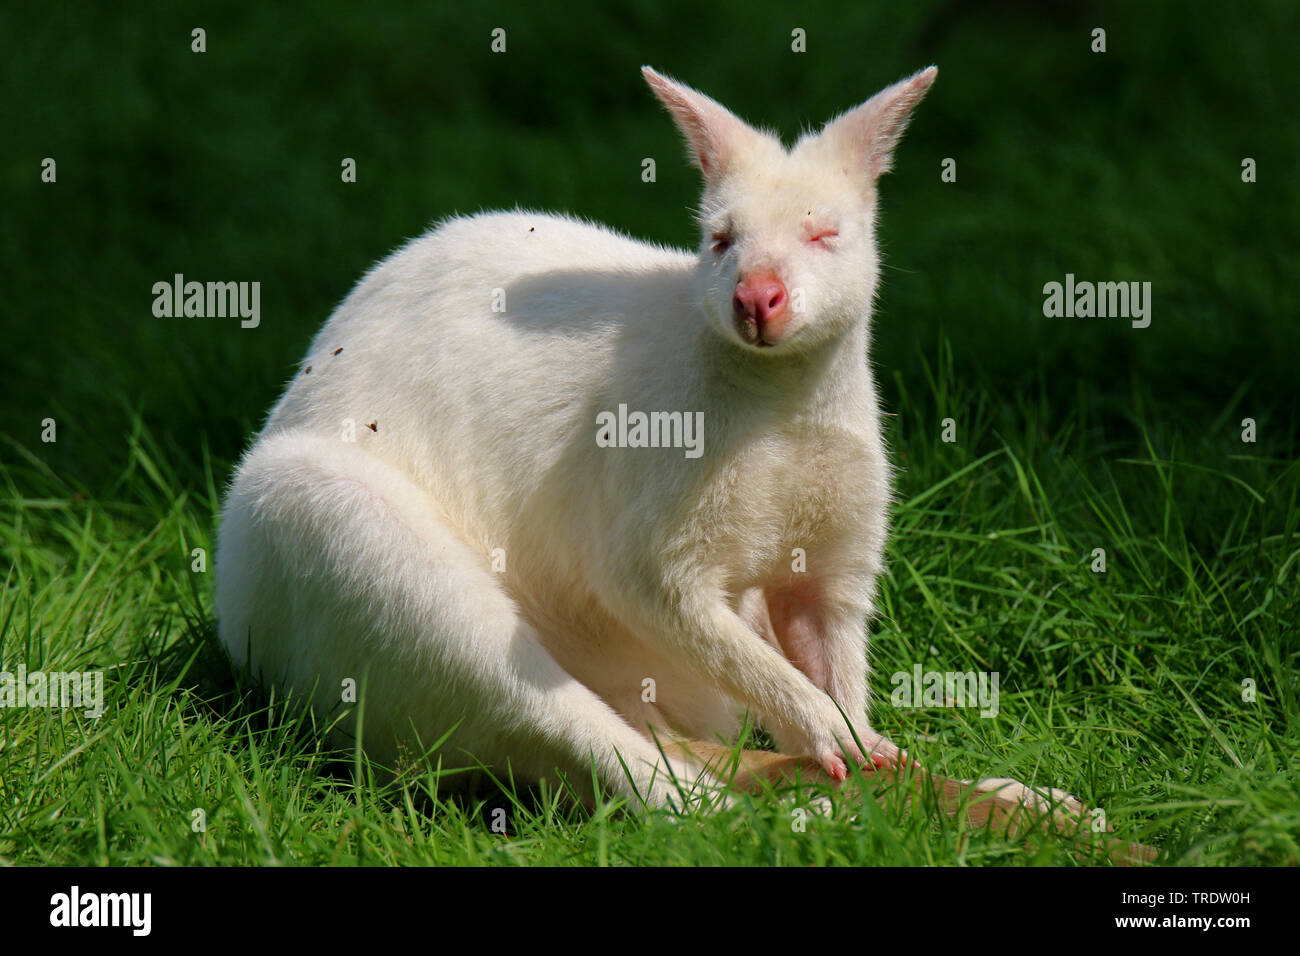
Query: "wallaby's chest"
678 419 885 584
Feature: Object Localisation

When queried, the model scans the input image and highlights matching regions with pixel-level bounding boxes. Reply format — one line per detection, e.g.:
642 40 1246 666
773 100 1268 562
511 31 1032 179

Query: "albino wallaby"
216 66 1136 851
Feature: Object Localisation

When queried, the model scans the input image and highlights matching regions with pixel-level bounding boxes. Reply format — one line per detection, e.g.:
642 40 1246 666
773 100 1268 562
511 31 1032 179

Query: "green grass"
2 0 1298 865
2 354 1296 865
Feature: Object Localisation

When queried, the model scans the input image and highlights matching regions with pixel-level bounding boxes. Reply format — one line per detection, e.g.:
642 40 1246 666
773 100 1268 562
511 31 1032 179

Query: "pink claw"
825 755 848 781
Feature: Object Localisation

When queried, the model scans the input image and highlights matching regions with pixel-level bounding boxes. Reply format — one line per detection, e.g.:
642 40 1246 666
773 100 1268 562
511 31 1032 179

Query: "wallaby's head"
643 66 936 355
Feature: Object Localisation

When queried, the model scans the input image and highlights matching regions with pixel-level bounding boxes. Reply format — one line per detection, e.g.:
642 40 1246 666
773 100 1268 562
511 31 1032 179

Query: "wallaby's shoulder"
398 208 693 275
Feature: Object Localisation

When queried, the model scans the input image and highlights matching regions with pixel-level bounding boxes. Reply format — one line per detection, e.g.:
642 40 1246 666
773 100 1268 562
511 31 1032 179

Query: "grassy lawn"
2 0 1297 865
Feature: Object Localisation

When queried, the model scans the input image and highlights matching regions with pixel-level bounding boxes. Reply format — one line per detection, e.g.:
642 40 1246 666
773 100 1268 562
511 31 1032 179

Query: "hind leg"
215 431 714 808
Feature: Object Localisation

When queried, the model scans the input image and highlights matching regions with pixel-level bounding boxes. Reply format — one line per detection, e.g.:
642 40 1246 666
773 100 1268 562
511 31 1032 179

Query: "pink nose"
732 273 789 345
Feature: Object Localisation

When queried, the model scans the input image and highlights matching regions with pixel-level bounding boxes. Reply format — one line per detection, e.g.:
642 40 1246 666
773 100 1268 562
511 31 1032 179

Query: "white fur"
215 66 938 808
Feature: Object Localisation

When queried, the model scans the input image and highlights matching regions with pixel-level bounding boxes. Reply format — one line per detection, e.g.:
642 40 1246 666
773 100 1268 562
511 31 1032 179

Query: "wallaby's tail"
664 738 1155 866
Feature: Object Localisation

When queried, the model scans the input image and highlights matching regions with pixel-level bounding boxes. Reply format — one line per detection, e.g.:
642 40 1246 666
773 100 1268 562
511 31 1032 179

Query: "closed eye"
807 228 839 245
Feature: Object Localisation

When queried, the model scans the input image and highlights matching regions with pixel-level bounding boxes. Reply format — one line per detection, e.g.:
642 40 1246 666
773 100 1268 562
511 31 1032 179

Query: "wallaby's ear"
819 66 937 181
642 66 757 180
